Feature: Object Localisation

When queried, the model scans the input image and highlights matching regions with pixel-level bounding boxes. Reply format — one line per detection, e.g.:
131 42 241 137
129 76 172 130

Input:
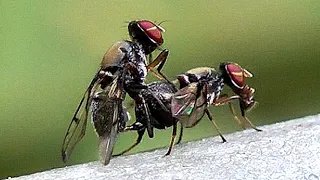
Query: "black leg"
175 123 184 145
139 97 154 138
205 109 227 143
165 122 177 156
113 128 145 157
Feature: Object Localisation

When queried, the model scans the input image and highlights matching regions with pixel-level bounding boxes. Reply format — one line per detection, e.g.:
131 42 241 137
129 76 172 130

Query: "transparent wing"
171 83 198 117
61 72 101 163
98 120 118 165
171 82 207 127
92 78 126 165
94 97 120 165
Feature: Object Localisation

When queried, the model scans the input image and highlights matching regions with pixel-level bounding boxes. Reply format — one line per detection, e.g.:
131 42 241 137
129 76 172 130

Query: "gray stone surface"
9 114 320 180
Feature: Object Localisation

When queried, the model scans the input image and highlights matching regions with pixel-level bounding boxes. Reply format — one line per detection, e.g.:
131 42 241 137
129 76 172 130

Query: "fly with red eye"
113 68 227 158
111 62 261 158
114 62 261 157
61 20 172 166
170 62 261 145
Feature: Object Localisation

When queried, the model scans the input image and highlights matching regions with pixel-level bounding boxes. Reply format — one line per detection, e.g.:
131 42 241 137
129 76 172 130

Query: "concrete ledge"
10 114 320 180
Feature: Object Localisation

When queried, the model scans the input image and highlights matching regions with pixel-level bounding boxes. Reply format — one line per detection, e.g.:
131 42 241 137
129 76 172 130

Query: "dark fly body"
61 20 170 165
114 81 179 156
115 67 226 157
116 62 261 156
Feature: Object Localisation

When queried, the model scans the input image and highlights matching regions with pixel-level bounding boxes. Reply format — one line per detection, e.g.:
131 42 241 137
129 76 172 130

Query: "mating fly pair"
114 62 261 157
61 20 170 165
61 19 261 165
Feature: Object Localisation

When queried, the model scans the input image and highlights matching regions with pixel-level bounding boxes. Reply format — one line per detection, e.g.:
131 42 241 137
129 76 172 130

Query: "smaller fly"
114 62 261 157
61 20 170 165
172 62 262 143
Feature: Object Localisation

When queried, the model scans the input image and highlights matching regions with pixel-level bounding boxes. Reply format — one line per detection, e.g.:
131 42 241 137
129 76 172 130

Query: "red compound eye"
137 20 164 46
225 63 252 88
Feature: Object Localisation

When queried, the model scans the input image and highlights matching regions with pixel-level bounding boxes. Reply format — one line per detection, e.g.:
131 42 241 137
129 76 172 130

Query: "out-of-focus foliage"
1 0 319 178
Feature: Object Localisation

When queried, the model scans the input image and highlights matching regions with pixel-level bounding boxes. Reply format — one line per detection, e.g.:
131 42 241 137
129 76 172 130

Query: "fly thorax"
207 77 224 105
136 61 147 82
132 43 148 83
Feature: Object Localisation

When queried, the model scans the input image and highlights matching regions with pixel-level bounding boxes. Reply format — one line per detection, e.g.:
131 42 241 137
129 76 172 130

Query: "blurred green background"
1 0 319 178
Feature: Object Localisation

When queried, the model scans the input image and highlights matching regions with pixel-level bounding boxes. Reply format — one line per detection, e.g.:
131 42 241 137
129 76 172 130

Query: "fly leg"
112 125 146 157
205 109 227 143
214 94 246 129
228 102 246 130
140 96 154 138
240 105 262 132
223 96 261 132
165 122 177 156
147 49 171 83
113 95 154 157
149 91 184 145
127 84 154 138
213 94 241 106
175 124 184 145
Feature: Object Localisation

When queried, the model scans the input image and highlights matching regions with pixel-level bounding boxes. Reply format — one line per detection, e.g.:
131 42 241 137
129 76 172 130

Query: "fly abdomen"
91 91 115 136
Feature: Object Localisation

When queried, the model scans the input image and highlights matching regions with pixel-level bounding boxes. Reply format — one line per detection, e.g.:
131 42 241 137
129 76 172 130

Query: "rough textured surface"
9 114 320 180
